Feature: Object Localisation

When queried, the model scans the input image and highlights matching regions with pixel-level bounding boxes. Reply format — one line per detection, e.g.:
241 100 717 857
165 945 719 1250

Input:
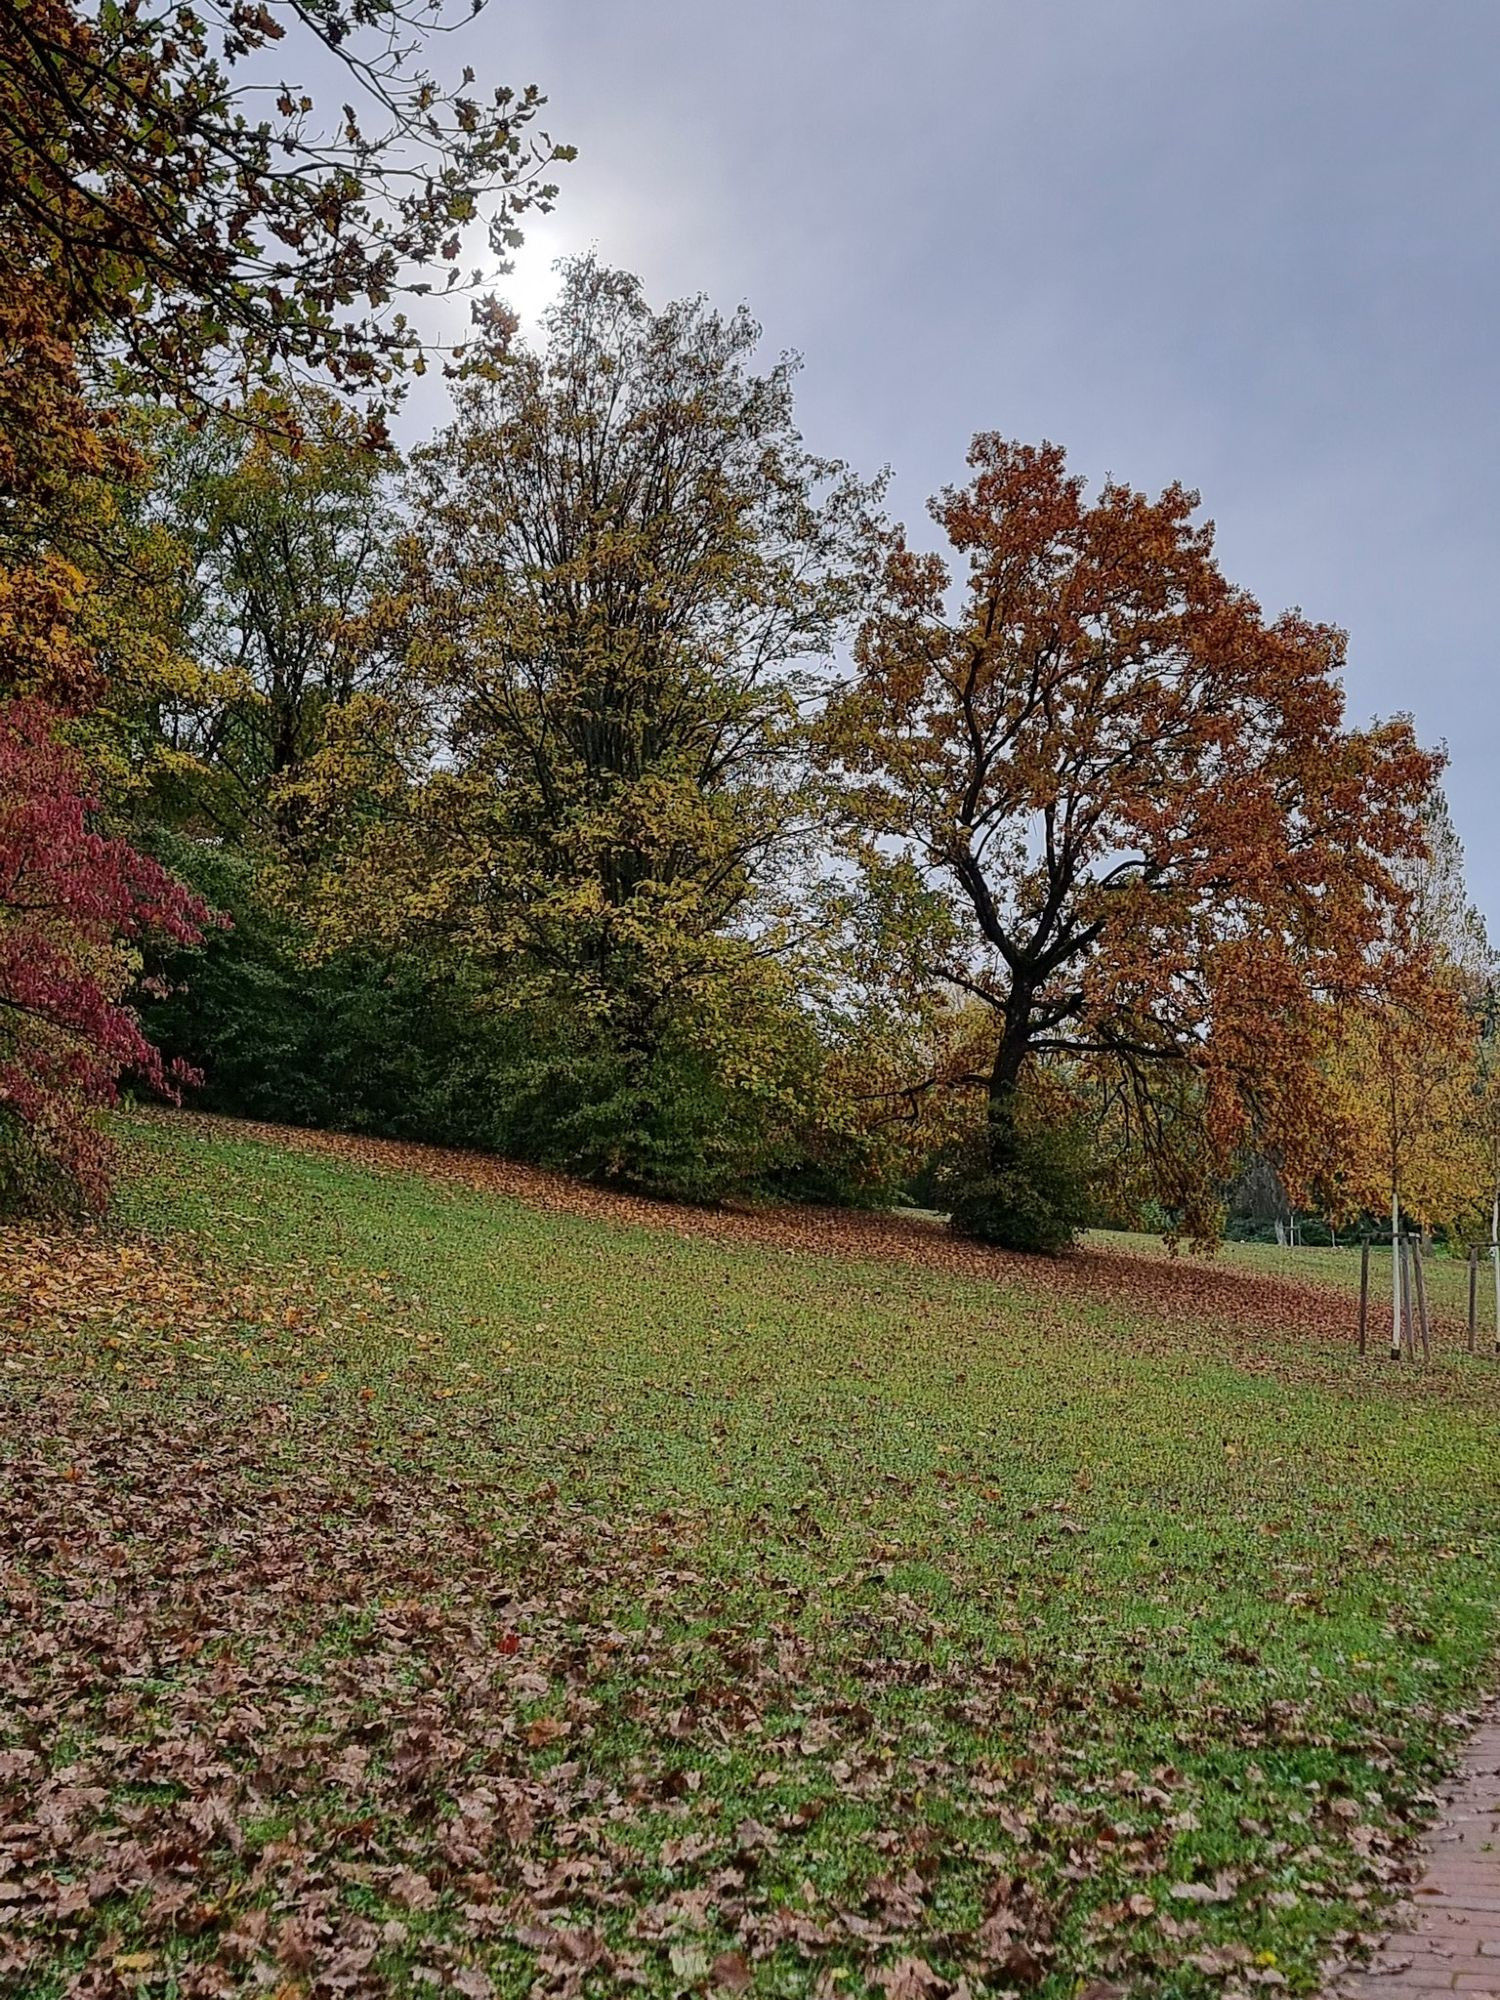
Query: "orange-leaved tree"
822 436 1440 1247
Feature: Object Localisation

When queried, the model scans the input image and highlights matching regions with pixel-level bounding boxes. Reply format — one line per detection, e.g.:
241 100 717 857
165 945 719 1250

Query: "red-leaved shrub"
0 699 211 1207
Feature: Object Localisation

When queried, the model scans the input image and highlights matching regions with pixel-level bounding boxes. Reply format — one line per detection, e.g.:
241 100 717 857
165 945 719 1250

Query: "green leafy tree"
139 391 402 843
292 258 884 1193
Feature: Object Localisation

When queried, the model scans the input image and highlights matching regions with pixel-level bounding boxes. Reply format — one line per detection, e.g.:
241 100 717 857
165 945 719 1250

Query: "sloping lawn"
2 1116 1499 2000
1092 1228 1495 1341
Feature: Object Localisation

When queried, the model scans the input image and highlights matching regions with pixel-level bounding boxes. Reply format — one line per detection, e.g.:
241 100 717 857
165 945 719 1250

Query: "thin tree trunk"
1469 1244 1478 1354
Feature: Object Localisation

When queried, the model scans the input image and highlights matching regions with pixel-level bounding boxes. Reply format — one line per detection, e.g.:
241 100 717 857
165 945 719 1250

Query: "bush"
474 995 901 1208
139 837 478 1136
936 1116 1095 1255
0 712 210 1211
469 1012 775 1204
140 837 907 1208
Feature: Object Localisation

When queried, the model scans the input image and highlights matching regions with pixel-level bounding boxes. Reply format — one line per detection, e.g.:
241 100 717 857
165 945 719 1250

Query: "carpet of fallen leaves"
3 1117 1500 2000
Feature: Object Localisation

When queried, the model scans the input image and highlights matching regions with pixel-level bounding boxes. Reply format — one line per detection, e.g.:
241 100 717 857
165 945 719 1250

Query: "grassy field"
3 1117 1500 2000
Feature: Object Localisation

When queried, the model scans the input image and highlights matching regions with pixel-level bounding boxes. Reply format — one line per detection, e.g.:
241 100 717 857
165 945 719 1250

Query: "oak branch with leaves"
1 0 571 419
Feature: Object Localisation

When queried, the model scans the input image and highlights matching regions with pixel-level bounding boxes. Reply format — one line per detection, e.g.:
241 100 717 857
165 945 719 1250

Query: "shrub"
142 840 908 1208
936 1115 1095 1255
0 706 208 1210
474 996 887 1207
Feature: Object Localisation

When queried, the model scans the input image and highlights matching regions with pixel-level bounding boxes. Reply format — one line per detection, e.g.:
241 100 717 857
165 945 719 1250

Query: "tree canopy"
1 0 570 418
0 6 1484 1239
276 259 887 1196
0 0 566 1202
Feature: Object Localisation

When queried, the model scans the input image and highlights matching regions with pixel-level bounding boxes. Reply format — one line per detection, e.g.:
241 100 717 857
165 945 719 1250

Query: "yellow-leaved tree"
285 259 892 1199
1311 787 1494 1350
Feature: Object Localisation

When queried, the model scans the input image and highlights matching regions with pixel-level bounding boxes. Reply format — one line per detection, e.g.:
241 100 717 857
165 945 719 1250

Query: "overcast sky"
405 0 1499 922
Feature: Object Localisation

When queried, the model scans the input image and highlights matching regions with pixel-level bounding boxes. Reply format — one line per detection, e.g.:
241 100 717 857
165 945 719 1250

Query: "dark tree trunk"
987 990 1033 1173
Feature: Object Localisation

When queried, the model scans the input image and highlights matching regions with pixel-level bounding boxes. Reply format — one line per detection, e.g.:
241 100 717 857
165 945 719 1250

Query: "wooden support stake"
1469 1244 1479 1354
1391 1197 1403 1360
1401 1235 1417 1360
1360 1232 1376 1360
1359 1237 1370 1355
1413 1238 1431 1362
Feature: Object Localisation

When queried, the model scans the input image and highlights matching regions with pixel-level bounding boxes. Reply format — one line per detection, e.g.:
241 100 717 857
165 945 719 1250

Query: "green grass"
3 1116 1500 1999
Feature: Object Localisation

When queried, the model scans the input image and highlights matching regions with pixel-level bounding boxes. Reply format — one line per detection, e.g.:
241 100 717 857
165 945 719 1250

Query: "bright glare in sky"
492 221 570 341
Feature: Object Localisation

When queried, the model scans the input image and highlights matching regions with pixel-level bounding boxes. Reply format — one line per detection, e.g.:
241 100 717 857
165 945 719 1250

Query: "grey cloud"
413 0 1499 916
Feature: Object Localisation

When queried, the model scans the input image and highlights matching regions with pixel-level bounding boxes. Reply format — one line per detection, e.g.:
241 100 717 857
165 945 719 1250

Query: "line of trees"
3 2 1492 1251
